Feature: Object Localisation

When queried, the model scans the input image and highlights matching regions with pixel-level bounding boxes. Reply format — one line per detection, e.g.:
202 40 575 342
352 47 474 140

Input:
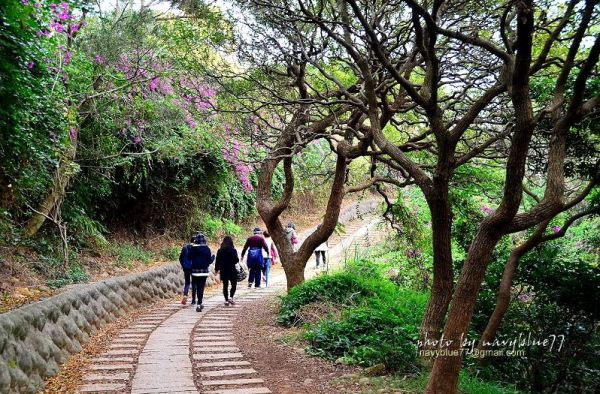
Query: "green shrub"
223 219 242 237
278 269 428 373
365 371 522 393
278 272 381 326
161 246 180 261
65 208 108 247
47 264 90 289
199 215 224 238
111 244 154 268
304 289 427 373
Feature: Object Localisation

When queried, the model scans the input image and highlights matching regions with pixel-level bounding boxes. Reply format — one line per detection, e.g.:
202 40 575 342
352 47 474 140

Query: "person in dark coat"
178 235 195 305
215 236 240 306
189 233 214 312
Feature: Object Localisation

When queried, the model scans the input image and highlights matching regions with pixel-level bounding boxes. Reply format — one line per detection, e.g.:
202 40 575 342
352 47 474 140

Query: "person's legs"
191 276 198 303
248 267 255 287
322 251 327 268
229 278 237 299
183 270 191 295
182 270 191 304
196 276 208 305
315 251 321 268
250 267 261 287
223 278 229 301
264 259 271 286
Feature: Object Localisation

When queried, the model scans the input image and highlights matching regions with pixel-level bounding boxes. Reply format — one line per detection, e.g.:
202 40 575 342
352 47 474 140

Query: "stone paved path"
78 212 386 393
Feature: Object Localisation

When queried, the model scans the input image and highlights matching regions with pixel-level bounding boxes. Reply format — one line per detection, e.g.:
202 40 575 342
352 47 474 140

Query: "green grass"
161 246 181 261
47 264 90 288
278 262 523 393
355 372 523 394
110 243 155 268
279 268 428 373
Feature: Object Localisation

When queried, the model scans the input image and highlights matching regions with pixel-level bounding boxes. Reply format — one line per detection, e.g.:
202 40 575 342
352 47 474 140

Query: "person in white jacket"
262 231 278 286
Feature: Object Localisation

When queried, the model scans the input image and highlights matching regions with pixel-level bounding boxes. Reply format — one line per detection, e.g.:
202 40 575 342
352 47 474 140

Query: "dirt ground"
232 295 375 394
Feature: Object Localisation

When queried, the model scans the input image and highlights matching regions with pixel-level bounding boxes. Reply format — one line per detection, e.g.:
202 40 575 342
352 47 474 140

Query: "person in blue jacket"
178 235 195 305
189 233 214 312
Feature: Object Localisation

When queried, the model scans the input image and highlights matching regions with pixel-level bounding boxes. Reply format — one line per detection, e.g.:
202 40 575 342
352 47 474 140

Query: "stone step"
202 378 264 386
193 341 236 346
79 382 127 393
92 357 135 363
193 353 243 360
89 364 134 372
199 323 234 327
195 347 240 353
118 334 147 338
197 360 251 368
84 372 130 382
205 388 271 394
200 368 257 378
104 349 139 356
195 336 234 340
109 344 141 349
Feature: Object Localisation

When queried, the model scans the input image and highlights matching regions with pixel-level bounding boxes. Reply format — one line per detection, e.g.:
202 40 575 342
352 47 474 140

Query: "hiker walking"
189 233 214 312
241 227 269 288
262 231 278 287
285 222 298 251
315 240 329 270
215 236 239 306
178 235 196 305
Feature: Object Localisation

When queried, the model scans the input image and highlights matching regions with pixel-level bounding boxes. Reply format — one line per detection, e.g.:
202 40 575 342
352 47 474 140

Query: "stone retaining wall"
0 263 191 393
0 197 380 393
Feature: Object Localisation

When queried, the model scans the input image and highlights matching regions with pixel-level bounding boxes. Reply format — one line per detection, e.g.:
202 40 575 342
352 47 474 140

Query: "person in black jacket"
189 233 214 312
178 235 195 305
215 236 240 306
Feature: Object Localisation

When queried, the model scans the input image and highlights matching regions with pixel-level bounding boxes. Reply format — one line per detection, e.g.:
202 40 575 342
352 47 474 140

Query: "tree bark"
426 227 504 393
426 1 536 389
23 135 77 237
477 222 548 351
0 166 14 210
420 182 454 360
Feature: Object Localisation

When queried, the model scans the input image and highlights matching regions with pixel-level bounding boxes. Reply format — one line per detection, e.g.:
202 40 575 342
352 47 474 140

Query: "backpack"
179 244 192 270
247 247 264 268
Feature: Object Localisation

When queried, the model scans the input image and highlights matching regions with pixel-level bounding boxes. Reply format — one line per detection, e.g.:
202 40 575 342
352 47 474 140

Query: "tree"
220 0 599 391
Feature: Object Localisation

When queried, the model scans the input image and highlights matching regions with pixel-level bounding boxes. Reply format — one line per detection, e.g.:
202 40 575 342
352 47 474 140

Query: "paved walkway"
77 214 385 393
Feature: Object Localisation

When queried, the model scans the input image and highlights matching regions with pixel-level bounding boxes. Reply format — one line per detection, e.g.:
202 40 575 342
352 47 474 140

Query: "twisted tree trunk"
23 134 77 237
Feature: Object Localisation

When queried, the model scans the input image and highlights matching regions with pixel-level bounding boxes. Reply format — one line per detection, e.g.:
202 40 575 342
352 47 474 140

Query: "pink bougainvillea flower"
27 61 35 70
20 0 29 5
70 23 81 34
551 225 561 233
149 77 159 92
50 22 64 33
58 10 70 20
186 117 197 129
159 80 174 95
94 54 105 65
132 136 142 145
480 206 493 215
64 50 72 64
69 127 77 141
517 293 533 302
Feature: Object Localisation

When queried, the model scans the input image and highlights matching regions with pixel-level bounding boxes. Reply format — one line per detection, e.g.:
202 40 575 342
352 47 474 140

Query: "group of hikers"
178 222 329 312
